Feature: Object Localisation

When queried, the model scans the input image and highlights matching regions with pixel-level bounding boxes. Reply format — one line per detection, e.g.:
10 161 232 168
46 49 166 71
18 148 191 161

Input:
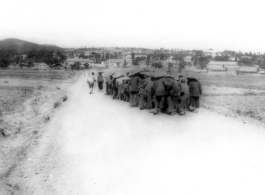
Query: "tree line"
0 48 67 69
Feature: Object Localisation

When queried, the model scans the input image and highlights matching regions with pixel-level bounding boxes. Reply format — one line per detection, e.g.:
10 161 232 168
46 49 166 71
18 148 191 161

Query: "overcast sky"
0 0 264 53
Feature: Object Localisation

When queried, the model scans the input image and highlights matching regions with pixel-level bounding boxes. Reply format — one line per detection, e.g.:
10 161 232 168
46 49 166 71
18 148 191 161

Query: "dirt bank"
0 71 79 194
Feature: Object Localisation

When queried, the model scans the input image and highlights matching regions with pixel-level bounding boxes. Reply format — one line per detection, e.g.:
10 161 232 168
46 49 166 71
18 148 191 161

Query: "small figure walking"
87 72 96 94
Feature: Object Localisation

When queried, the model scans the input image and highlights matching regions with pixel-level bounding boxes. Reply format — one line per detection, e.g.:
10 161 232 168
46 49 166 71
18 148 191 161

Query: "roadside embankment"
0 70 79 195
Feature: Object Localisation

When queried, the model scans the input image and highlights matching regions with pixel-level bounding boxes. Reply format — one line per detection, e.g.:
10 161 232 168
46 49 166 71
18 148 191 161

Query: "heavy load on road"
92 70 202 115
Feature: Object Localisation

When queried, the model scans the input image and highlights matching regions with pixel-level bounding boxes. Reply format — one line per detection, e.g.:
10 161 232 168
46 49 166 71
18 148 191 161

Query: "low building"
228 56 237 61
8 64 20 69
259 68 265 75
66 57 94 65
183 56 192 62
203 49 218 57
207 67 227 72
207 61 239 70
135 54 147 59
51 63 67 71
34 63 50 69
240 56 252 60
237 66 259 75
104 59 124 68
182 65 199 73
125 55 132 63
91 63 106 69
167 56 174 62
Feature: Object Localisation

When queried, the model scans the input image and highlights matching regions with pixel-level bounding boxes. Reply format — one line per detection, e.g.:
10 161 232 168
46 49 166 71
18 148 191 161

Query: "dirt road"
24 72 265 195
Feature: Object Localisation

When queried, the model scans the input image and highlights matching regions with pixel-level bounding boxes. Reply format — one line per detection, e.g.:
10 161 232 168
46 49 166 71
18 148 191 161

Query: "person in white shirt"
87 72 97 94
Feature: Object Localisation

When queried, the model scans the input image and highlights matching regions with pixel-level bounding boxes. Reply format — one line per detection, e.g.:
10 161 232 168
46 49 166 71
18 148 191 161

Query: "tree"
0 59 9 69
197 56 210 69
152 61 163 69
79 53 85 59
214 55 229 61
114 52 118 59
240 58 252 66
28 61 34 67
260 60 265 69
178 60 186 72
134 57 141 65
123 59 128 68
146 55 151 66
83 63 90 69
71 62 81 71
193 50 204 65
167 62 174 73
131 52 135 65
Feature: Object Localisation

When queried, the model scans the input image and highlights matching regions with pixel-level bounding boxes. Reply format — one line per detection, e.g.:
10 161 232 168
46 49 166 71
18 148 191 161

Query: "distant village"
2 46 265 75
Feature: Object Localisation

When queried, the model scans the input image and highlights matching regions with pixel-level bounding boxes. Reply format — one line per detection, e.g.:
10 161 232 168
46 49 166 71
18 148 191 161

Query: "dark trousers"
141 91 152 108
190 96 200 108
112 86 118 99
98 82 103 90
106 83 109 94
180 94 189 110
130 91 139 106
166 95 174 113
155 96 165 111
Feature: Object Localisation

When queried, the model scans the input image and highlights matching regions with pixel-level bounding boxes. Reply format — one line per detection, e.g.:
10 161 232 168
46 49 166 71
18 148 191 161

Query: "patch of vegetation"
44 115 50 122
0 128 7 137
62 95 67 102
53 101 61 109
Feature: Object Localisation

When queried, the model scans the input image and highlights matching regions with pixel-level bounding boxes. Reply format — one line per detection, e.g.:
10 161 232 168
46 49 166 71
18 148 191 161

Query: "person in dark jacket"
189 79 202 110
140 75 153 110
153 75 172 115
179 78 190 115
164 76 181 115
123 79 130 102
128 74 143 107
109 76 113 95
105 74 111 95
97 72 104 91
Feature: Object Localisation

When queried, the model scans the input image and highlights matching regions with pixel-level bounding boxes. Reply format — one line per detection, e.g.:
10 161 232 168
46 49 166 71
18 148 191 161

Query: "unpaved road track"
28 72 265 195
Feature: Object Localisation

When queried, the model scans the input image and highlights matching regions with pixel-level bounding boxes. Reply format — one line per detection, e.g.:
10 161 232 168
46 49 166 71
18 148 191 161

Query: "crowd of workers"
88 70 202 115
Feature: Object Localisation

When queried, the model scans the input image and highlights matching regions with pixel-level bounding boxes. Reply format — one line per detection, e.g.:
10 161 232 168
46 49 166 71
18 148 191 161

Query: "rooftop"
208 61 238 65
107 59 124 63
66 57 93 62
238 66 259 72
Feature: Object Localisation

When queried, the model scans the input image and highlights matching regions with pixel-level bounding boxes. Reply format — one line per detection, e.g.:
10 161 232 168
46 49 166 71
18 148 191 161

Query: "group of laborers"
89 70 202 115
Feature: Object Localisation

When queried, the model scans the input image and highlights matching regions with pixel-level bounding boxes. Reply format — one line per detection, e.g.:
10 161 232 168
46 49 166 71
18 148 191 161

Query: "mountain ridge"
0 38 63 53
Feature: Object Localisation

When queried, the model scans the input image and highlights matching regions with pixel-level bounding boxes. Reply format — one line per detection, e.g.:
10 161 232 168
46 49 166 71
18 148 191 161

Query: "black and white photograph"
1 0 265 194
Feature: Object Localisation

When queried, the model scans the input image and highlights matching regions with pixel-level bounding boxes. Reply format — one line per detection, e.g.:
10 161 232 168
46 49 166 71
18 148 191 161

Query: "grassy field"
171 70 265 124
0 70 76 115
0 69 75 80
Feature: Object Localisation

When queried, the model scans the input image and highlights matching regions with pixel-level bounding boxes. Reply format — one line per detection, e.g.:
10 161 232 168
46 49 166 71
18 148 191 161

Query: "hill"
0 38 63 53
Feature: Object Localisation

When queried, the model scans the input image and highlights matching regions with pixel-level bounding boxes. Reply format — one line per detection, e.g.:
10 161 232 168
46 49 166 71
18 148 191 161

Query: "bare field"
174 71 265 124
0 69 78 194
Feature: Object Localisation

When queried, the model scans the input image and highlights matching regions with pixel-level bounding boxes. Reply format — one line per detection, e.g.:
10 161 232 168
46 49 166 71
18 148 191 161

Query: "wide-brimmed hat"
140 71 152 77
164 74 174 78
128 70 143 77
112 72 124 78
151 72 167 78
187 76 198 81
